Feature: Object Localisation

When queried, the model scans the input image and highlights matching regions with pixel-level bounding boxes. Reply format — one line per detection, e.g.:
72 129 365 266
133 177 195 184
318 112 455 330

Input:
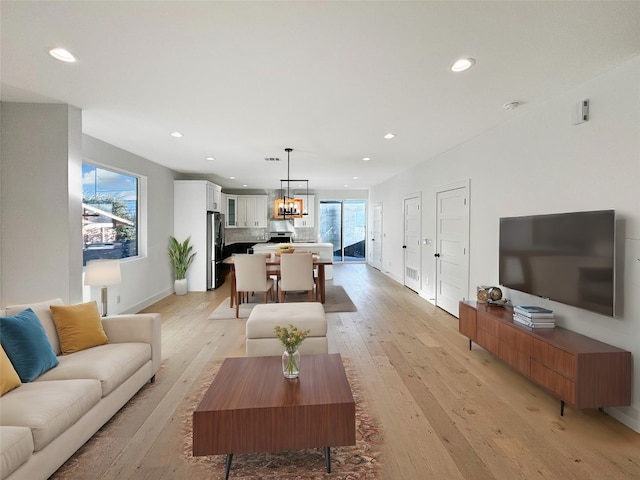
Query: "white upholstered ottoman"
246 302 328 357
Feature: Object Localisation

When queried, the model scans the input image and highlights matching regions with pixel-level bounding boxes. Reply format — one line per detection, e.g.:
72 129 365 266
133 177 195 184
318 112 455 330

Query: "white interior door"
435 182 469 317
403 195 421 292
371 203 383 270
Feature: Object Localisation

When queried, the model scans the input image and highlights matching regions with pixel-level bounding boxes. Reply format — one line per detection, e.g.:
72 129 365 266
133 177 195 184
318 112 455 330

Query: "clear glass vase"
282 347 300 378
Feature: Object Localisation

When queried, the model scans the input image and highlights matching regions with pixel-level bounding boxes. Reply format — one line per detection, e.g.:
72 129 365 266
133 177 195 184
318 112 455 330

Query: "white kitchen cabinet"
174 180 222 291
224 194 238 227
206 182 222 212
254 196 268 227
237 195 268 228
294 195 315 227
175 180 221 213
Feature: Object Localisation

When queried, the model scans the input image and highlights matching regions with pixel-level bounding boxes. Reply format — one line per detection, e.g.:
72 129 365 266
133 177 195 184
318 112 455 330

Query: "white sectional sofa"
0 299 161 480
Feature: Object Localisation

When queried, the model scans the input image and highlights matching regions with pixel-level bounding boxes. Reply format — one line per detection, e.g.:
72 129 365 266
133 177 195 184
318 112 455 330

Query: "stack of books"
513 305 556 329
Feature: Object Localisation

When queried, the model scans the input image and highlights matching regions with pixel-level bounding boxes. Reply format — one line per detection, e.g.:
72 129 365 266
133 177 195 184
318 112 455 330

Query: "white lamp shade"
84 259 122 287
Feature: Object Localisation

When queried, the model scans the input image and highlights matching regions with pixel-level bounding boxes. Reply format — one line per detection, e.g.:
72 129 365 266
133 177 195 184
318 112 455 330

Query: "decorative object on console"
84 258 122 315
477 285 507 306
476 285 491 303
512 305 556 329
274 148 310 219
274 324 310 379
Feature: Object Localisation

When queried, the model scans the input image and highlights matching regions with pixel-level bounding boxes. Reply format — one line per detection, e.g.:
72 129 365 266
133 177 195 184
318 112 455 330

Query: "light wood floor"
53 264 640 479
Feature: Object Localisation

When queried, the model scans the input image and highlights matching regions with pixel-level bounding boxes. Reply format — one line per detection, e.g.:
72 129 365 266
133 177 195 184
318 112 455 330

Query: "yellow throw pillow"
50 301 109 354
0 345 22 396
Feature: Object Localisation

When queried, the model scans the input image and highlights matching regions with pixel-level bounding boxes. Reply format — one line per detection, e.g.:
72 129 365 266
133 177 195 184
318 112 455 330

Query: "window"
82 163 139 265
319 200 366 262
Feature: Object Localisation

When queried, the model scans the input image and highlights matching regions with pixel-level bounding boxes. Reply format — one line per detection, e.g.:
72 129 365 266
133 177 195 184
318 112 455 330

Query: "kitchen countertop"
225 241 267 245
252 242 333 248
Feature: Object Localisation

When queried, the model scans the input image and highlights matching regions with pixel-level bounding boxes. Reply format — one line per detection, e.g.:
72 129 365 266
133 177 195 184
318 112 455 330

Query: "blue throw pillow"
0 308 59 382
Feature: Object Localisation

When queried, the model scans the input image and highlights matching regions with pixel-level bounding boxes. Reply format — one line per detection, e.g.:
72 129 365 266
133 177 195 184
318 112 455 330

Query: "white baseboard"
605 406 640 434
381 270 404 285
418 291 436 306
123 287 173 314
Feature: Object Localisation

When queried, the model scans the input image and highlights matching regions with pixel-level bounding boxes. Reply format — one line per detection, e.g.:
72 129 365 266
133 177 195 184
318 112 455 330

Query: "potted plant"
168 236 196 295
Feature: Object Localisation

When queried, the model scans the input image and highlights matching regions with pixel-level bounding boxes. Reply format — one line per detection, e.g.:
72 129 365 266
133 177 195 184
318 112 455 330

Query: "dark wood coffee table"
193 353 355 479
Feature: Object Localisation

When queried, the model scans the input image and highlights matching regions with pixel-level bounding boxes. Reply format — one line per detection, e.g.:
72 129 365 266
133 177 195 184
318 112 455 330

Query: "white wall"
82 135 177 313
370 56 640 432
1 103 83 305
0 103 178 314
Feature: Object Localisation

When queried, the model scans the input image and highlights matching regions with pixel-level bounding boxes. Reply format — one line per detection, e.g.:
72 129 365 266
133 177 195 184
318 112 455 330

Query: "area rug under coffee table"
181 357 382 479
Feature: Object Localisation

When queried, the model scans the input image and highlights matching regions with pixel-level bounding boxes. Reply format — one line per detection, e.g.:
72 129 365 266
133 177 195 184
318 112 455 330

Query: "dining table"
223 254 333 308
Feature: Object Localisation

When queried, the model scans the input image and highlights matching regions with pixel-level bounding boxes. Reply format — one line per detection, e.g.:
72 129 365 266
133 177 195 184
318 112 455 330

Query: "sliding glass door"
319 200 366 262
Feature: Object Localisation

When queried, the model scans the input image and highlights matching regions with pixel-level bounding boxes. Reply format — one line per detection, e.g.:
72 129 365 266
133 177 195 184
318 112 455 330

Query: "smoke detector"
503 101 522 111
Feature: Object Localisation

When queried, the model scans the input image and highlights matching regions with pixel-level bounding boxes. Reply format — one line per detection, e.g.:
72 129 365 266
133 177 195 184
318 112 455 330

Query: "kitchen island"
251 242 334 279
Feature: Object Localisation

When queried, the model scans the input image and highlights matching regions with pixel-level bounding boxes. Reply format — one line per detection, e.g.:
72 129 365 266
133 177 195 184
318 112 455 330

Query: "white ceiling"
2 1 639 191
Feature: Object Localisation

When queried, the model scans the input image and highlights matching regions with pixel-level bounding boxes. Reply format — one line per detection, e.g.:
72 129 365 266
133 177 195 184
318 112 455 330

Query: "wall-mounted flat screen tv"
499 210 615 316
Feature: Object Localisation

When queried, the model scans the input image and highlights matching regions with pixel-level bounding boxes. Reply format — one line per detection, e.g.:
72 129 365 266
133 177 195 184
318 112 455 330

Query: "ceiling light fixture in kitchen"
276 148 309 219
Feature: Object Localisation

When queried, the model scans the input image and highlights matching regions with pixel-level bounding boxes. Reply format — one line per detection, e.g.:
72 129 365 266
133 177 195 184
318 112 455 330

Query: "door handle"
434 253 440 257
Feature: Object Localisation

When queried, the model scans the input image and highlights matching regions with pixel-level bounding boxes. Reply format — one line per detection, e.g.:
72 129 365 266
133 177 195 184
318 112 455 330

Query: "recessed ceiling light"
384 133 396 139
353 176 359 180
205 156 215 161
343 184 349 188
170 131 183 138
451 58 475 72
49 47 77 63
362 157 371 161
242 184 248 187
229 176 236 180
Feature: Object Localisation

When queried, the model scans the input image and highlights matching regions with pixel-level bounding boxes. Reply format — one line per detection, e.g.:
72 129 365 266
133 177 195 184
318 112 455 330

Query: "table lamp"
84 259 122 316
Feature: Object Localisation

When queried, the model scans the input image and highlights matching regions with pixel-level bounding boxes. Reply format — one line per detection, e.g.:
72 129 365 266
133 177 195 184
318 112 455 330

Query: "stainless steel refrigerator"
207 211 225 289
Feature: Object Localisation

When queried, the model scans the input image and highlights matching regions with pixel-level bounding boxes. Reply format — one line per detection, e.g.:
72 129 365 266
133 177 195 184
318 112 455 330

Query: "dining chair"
264 254 281 299
278 252 315 303
302 250 321 295
233 254 275 318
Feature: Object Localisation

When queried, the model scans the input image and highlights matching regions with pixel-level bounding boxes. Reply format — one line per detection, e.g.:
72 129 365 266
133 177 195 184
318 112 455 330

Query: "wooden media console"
459 301 631 416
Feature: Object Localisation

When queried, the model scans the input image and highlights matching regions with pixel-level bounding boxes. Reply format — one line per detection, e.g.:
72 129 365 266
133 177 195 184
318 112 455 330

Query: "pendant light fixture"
276 148 309 218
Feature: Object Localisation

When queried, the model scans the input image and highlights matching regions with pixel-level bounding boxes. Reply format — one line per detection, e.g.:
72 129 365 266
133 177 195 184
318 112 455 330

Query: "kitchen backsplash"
225 226 317 244
292 227 317 242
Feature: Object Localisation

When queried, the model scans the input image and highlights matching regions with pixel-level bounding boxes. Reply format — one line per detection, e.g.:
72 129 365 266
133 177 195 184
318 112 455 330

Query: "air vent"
264 157 280 162
406 266 419 281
